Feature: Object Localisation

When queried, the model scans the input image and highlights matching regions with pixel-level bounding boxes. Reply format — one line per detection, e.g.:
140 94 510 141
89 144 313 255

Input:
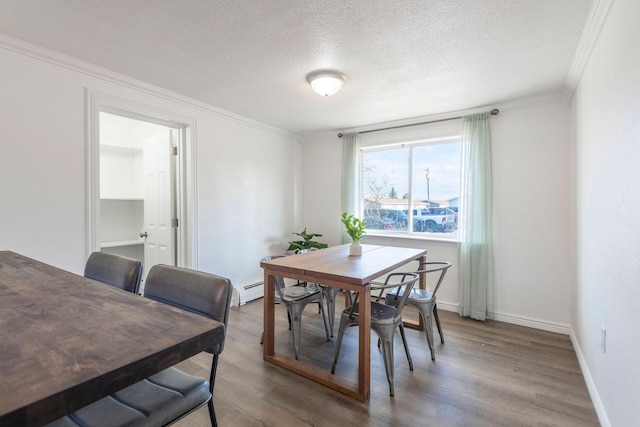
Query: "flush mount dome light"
307 70 346 96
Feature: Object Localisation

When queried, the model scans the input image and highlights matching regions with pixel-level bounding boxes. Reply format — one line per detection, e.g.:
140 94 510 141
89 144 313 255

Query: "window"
361 137 460 239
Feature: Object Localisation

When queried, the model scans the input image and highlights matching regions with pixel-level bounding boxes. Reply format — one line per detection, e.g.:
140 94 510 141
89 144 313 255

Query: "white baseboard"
236 281 264 306
435 301 460 313
437 301 570 335
492 312 570 335
569 329 610 427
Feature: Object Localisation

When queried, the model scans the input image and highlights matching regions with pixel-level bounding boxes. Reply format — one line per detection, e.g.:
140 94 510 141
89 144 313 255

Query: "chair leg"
331 316 353 373
412 301 436 361
323 287 339 337
317 294 331 341
377 331 396 396
207 399 217 427
421 303 436 361
288 305 304 360
398 324 413 371
433 303 444 343
209 354 220 394
208 355 220 426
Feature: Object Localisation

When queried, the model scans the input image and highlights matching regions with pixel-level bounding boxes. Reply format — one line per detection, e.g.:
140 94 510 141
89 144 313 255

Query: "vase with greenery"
341 212 367 256
287 228 328 254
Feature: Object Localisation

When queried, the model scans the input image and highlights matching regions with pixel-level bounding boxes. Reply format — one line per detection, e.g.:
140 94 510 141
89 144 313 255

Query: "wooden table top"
0 251 225 427
261 244 426 288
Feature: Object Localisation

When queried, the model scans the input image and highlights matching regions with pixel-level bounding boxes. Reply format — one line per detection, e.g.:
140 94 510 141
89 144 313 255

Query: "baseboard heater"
238 281 264 305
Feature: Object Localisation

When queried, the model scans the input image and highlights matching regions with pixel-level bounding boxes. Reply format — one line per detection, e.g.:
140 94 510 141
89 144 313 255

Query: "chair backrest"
415 261 452 295
84 251 143 294
373 272 419 322
261 256 287 299
144 264 233 355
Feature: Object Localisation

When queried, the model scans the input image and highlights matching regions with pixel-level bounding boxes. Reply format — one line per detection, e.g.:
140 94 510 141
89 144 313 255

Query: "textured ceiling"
0 0 593 135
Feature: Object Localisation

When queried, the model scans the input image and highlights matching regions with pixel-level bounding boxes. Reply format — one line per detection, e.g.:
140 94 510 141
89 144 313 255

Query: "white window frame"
359 135 461 240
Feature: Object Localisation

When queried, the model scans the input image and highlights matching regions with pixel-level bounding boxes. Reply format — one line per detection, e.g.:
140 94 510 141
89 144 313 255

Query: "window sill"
362 231 458 244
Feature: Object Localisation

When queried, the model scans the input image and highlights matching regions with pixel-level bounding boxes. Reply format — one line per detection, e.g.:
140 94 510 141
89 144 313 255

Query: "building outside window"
361 136 460 240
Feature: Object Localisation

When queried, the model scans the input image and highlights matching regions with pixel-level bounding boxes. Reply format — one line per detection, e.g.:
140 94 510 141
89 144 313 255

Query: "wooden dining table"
261 244 427 401
0 251 225 427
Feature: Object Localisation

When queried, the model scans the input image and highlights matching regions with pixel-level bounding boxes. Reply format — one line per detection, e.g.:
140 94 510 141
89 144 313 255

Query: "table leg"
263 272 275 358
358 285 371 400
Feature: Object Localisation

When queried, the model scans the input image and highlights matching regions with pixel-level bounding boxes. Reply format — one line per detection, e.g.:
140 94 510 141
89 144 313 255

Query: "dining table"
0 251 225 427
260 243 427 401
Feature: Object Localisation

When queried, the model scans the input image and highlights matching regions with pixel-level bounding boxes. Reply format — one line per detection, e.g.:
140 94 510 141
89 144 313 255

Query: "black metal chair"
46 264 232 427
331 272 419 396
84 251 143 294
385 261 452 361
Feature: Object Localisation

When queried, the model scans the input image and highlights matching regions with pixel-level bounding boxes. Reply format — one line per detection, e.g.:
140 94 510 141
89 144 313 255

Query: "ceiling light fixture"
307 70 346 96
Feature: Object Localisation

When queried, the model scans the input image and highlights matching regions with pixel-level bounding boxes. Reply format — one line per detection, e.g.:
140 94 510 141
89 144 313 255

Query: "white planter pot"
349 241 362 256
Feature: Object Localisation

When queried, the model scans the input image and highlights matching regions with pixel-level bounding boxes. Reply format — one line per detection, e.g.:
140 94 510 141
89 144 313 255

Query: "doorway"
98 112 177 290
86 91 197 292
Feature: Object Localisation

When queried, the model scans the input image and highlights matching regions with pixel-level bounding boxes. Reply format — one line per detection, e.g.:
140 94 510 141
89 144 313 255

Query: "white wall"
0 39 301 294
492 100 574 329
572 0 640 425
301 98 574 331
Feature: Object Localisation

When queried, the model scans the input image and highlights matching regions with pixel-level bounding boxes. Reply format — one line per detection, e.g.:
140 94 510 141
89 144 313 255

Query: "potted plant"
341 212 367 256
287 228 328 254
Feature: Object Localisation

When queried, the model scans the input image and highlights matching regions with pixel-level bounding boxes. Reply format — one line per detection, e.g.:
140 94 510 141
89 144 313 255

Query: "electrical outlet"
601 326 607 353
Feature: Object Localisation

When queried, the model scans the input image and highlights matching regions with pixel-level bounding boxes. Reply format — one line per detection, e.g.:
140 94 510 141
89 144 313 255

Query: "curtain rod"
337 108 499 138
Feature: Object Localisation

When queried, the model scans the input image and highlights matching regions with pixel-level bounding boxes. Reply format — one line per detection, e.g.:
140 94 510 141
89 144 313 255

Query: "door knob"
140 232 148 238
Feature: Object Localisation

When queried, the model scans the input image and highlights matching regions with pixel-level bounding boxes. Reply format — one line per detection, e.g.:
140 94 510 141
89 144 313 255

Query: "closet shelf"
100 144 142 153
100 239 144 248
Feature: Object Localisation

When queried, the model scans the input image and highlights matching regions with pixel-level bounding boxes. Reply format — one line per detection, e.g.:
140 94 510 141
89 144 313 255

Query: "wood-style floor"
175 296 599 427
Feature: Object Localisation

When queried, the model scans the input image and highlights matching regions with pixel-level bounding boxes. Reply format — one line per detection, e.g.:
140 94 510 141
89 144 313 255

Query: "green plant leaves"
287 228 328 253
341 212 367 242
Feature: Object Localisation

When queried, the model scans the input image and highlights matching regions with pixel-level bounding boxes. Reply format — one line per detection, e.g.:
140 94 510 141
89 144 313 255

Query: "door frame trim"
85 89 198 269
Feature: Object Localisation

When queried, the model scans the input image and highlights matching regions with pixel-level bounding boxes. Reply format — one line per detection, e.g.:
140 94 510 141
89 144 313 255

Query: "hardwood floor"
175 297 599 427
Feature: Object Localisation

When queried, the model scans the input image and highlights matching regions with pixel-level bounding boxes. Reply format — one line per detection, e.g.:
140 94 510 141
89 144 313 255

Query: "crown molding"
0 33 299 139
564 0 615 97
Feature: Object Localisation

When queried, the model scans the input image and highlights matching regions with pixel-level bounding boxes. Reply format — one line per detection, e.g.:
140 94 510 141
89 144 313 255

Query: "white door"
141 131 175 287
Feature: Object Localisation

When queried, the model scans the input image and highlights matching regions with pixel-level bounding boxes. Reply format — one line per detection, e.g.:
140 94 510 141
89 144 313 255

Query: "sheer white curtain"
341 132 360 243
458 113 494 320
